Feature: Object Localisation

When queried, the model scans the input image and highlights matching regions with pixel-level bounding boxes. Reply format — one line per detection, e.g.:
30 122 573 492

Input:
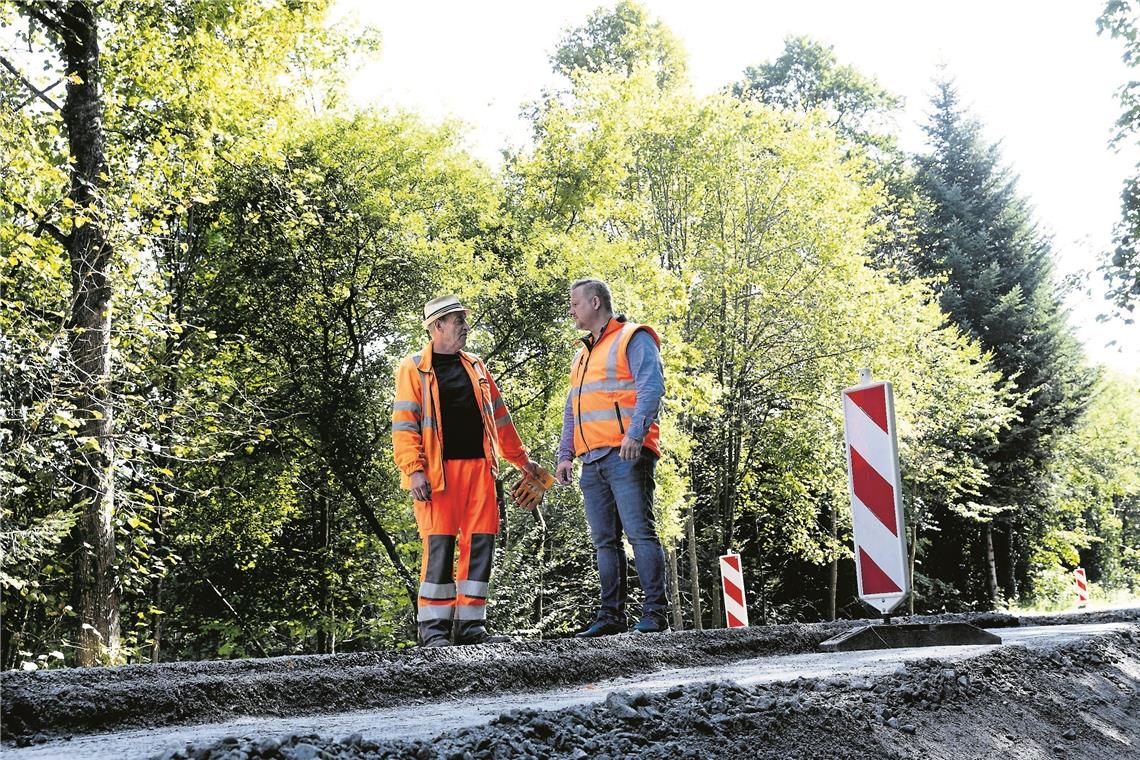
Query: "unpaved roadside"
2 616 884 741
1 623 1130 760
171 624 1140 760
1 609 1135 752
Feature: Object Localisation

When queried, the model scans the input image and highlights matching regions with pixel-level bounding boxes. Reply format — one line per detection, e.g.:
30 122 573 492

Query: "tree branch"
15 78 63 112
12 1 67 37
336 473 419 607
0 54 63 112
203 575 269 658
7 197 70 247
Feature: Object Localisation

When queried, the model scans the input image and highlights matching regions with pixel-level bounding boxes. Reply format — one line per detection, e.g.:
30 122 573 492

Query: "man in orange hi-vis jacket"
556 278 669 637
392 294 541 647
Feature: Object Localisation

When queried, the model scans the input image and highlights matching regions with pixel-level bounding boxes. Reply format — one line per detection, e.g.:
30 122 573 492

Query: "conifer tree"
913 78 1092 605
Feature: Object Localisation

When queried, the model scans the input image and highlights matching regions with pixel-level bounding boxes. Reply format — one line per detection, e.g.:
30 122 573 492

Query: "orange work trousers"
414 458 500 632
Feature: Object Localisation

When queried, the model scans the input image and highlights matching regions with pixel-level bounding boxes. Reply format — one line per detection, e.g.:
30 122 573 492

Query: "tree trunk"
1003 524 1019 604
710 560 723 629
828 502 838 622
666 545 683 630
150 574 164 663
984 522 1000 609
59 0 120 666
685 506 703 630
533 526 552 627
909 523 919 616
316 488 331 654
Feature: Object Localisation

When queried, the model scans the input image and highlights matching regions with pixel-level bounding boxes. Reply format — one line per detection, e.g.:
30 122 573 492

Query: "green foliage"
1 0 353 666
2 3 1133 665
1045 372 1140 592
733 35 902 149
730 36 925 287
551 1 688 90
1098 0 1140 317
912 77 1094 606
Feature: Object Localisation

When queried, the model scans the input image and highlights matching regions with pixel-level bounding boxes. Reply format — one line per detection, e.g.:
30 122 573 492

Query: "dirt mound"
163 626 1140 760
1 622 835 740
2 608 1135 749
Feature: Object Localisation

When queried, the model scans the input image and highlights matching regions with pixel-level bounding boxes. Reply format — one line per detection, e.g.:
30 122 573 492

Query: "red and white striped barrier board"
842 371 909 615
1074 567 1088 605
719 553 749 628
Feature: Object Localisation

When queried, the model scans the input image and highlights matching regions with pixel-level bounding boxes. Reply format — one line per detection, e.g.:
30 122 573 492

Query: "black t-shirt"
432 352 485 460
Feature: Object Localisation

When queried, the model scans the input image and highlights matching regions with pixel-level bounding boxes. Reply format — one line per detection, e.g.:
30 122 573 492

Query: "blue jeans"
580 449 667 623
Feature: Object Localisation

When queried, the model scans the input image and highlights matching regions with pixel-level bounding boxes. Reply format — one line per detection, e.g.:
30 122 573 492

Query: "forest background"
2 0 1138 670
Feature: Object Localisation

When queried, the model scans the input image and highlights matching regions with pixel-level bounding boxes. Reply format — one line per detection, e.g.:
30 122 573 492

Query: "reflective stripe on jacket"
570 319 661 457
392 341 529 492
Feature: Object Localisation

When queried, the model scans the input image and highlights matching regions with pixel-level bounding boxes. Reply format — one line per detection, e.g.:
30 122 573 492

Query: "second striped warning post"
842 369 909 616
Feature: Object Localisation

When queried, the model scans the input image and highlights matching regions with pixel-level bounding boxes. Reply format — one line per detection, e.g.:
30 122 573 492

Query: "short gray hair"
571 278 613 313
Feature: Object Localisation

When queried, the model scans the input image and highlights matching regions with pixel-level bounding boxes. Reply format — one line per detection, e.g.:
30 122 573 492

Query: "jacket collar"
580 317 623 350
417 340 474 371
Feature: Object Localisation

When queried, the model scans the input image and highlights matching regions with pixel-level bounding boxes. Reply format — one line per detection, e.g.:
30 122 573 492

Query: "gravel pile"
158 626 1140 760
1 623 837 741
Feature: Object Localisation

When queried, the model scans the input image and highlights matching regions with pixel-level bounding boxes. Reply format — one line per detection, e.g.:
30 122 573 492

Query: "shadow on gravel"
1 608 1136 748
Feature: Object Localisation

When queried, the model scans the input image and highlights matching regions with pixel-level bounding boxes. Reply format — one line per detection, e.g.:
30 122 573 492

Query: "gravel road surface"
2 611 1136 760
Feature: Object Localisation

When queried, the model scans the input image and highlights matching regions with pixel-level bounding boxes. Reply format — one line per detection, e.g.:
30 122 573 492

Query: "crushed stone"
158 626 1140 760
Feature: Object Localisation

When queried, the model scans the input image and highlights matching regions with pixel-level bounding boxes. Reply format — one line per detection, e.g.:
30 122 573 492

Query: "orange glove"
511 466 555 511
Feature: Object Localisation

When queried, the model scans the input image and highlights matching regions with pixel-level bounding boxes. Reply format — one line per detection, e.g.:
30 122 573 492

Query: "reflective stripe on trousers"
414 458 499 624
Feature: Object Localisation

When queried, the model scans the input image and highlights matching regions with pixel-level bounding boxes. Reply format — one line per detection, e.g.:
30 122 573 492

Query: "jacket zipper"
426 370 446 492
576 343 594 453
461 355 497 475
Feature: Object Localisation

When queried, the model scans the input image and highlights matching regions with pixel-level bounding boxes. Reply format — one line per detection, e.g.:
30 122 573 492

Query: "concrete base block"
819 623 1002 652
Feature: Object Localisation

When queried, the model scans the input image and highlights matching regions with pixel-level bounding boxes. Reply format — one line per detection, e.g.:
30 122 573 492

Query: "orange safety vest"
570 319 661 457
392 342 529 492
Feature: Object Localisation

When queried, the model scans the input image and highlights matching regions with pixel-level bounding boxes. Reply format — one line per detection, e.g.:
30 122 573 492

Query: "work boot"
418 618 452 648
454 620 511 645
575 618 627 638
459 629 512 645
632 614 669 634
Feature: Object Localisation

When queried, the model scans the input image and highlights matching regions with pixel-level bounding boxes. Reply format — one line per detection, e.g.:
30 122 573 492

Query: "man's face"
568 286 597 331
432 312 468 352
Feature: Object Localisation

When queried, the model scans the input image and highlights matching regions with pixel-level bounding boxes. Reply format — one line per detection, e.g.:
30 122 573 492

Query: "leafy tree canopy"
1098 0 1140 318
551 1 688 90
733 35 902 148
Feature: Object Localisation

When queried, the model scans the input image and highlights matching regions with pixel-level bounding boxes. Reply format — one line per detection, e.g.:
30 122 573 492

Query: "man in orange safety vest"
556 279 669 637
392 294 541 646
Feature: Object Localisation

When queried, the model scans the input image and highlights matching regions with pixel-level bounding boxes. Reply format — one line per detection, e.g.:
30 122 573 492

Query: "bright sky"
333 0 1139 374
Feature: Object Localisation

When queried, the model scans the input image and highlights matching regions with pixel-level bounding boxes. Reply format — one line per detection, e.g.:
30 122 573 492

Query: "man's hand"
410 471 431 502
619 434 642 461
523 459 542 479
555 459 574 486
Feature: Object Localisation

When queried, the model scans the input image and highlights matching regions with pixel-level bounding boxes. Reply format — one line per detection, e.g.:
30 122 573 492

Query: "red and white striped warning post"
842 369 909 616
1074 567 1088 606
719 553 749 628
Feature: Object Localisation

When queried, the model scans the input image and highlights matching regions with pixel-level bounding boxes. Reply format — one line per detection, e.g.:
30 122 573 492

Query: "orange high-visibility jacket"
392 343 529 493
570 319 661 457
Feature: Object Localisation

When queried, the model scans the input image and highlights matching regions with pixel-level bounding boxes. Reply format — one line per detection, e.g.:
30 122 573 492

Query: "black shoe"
632 616 669 634
457 629 512 645
421 637 450 648
454 620 512 645
575 619 627 638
